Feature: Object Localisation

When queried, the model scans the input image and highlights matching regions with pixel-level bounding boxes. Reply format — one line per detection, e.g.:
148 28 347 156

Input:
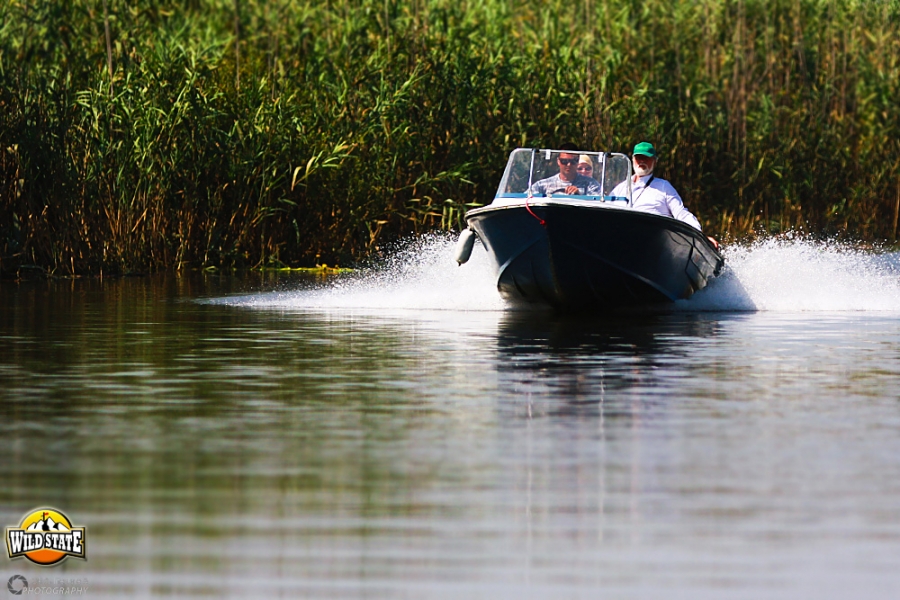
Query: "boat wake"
211 234 900 313
687 237 900 311
212 233 505 313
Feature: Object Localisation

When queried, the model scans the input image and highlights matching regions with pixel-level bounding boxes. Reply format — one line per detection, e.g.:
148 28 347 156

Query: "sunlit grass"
1 0 898 276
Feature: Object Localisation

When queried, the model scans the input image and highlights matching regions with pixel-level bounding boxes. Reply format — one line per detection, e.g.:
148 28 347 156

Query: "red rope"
525 195 546 226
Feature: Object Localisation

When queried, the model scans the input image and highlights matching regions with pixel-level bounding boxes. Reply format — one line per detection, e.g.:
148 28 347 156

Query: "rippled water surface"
3 237 900 599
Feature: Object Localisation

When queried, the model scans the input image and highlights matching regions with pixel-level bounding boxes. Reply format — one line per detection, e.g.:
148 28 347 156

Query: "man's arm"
663 182 702 230
529 178 548 196
609 180 629 200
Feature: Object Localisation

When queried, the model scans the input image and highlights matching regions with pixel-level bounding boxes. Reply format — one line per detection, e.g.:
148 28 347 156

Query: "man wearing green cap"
612 142 710 240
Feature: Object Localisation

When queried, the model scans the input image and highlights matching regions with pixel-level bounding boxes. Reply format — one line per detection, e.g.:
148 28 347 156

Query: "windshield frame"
494 148 633 203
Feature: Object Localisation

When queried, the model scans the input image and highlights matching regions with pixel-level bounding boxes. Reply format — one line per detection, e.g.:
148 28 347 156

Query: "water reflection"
491 312 729 420
2 274 900 598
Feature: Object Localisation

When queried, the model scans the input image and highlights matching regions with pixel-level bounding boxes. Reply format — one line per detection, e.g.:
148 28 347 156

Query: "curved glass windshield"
495 148 632 202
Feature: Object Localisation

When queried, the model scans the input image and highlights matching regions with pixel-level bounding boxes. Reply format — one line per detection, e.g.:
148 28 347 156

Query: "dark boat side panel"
467 202 723 311
468 205 563 307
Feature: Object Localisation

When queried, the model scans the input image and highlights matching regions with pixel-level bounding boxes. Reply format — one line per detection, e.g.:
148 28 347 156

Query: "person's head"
632 141 657 177
557 142 580 180
576 155 594 177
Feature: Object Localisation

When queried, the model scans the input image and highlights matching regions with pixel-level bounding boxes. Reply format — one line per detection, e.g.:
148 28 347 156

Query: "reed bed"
1 0 898 276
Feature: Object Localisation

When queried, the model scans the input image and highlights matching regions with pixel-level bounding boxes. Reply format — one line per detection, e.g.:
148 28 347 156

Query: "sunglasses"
558 158 578 165
576 165 593 172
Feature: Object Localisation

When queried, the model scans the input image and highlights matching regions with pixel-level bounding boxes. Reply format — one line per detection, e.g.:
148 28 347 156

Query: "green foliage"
1 0 899 275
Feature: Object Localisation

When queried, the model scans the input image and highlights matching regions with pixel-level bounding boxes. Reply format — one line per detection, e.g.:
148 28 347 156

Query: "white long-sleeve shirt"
611 174 702 231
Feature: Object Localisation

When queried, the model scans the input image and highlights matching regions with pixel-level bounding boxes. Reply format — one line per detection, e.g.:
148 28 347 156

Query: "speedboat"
454 148 724 311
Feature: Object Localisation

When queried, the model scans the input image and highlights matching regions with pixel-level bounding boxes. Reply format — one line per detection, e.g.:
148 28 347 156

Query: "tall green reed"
1 0 899 276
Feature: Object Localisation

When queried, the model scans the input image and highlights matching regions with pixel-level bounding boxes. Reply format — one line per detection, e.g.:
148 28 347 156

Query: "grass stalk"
1 0 899 277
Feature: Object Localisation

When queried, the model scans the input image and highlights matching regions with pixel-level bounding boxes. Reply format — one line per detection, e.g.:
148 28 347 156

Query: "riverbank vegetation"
1 0 899 276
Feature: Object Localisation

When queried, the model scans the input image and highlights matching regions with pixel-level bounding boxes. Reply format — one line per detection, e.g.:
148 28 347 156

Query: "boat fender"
454 228 478 265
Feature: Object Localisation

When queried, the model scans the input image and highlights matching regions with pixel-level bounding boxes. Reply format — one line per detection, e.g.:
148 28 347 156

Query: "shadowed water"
2 237 900 599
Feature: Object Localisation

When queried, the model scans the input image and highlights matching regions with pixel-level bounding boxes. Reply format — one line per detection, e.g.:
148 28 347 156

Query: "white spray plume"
216 233 900 314
686 236 900 312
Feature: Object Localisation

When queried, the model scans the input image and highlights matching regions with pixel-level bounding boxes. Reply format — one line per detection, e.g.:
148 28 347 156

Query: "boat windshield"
495 148 632 203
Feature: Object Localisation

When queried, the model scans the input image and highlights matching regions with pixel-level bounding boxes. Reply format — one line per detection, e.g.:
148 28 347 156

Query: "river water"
2 235 900 599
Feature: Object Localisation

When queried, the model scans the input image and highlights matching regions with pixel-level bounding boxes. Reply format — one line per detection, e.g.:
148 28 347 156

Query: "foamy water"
215 233 505 312
688 237 900 311
214 234 900 313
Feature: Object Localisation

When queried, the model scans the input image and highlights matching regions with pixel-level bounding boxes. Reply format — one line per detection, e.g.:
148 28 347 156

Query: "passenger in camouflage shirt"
529 148 602 196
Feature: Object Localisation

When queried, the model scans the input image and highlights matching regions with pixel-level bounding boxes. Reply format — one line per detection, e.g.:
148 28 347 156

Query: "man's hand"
707 236 720 250
564 185 579 194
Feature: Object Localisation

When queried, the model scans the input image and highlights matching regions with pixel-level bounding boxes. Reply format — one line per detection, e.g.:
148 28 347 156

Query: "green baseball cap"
633 142 656 157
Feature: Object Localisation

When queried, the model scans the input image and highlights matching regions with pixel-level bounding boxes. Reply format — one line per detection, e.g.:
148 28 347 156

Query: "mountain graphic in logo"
24 514 70 532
